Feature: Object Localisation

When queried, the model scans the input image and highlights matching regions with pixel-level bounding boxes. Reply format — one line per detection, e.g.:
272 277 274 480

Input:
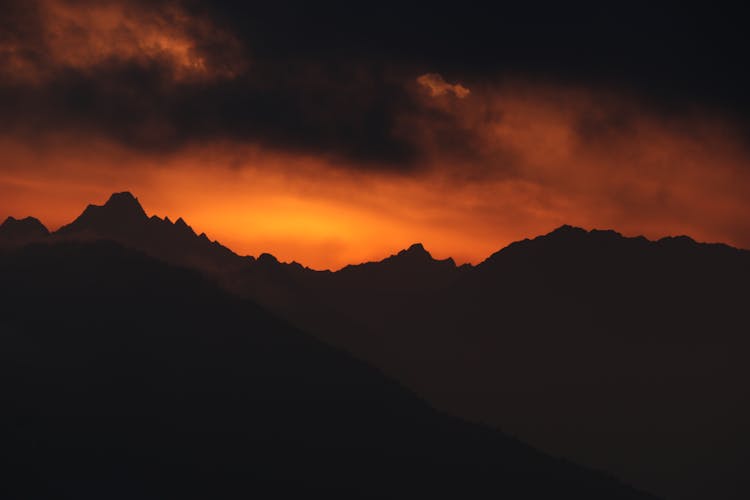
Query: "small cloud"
417 73 471 99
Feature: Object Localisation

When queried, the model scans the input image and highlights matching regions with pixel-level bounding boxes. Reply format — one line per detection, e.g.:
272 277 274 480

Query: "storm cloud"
1 0 750 169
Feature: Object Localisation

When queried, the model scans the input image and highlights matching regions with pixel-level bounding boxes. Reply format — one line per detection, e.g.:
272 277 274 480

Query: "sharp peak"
388 242 461 266
399 242 431 256
104 191 144 208
56 192 148 234
107 191 138 201
80 191 147 219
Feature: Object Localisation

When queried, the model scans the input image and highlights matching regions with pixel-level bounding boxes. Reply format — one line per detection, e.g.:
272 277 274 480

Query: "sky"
1 0 750 269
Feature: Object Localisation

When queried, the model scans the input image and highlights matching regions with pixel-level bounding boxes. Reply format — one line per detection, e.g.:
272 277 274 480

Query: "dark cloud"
191 2 750 101
0 0 427 167
1 0 750 169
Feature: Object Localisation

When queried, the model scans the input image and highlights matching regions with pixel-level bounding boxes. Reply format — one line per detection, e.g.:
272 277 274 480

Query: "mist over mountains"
3 192 749 499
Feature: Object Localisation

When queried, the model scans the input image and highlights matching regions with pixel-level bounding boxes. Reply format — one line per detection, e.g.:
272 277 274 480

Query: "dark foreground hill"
0 241 653 499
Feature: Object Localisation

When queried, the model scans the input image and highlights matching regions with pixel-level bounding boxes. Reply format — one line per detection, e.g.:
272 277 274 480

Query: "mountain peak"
1 215 49 232
258 252 280 264
398 242 432 259
102 192 147 218
549 224 588 237
0 216 50 244
386 242 461 269
56 191 148 236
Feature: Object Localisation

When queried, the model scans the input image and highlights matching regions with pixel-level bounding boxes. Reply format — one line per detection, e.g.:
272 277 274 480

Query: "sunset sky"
2 1 750 269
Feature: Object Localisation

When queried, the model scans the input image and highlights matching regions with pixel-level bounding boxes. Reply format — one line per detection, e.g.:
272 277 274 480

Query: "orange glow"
2 68 750 269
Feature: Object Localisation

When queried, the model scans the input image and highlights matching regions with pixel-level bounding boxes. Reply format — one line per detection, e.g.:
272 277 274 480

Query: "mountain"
337 242 469 293
41 193 462 357
4 192 748 499
7 193 461 311
231 223 750 500
54 192 245 273
58 191 148 230
377 225 750 500
0 241 654 499
308 243 470 343
0 216 49 246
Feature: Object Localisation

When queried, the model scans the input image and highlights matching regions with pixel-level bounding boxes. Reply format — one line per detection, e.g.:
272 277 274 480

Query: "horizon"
4 132 750 269
2 190 744 271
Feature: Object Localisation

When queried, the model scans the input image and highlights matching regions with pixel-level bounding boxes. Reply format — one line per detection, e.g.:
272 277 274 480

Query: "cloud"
417 73 470 99
0 0 425 167
2 0 750 171
0 0 244 84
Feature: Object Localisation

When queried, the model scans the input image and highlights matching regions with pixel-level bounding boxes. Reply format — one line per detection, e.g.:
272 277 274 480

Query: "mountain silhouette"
60 191 148 229
375 225 750 500
0 240 655 499
339 242 468 284
54 192 246 273
4 192 749 499
244 224 749 500
0 216 49 246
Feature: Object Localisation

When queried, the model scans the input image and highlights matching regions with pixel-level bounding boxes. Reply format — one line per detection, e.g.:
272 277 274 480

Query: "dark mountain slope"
0 241 653 499
381 225 750 500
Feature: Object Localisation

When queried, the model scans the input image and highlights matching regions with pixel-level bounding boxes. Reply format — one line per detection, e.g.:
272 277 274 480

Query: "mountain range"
3 192 749 499
2 239 664 499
